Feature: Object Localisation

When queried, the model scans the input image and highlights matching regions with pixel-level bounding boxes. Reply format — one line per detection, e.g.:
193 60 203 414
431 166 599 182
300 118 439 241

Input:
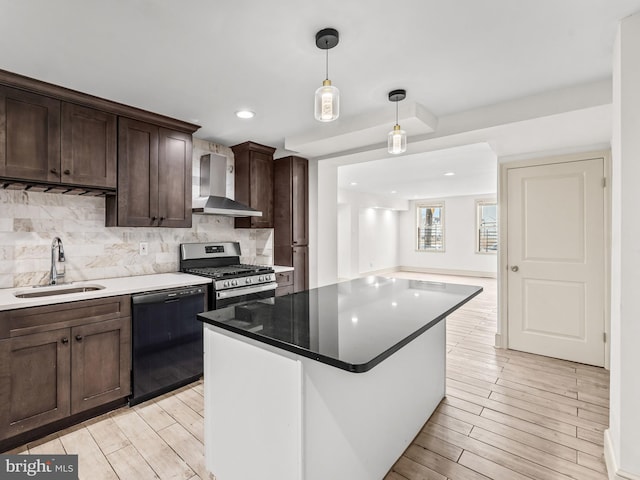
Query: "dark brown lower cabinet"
0 297 131 442
71 318 130 414
292 246 308 293
275 246 308 293
275 271 294 297
0 329 71 440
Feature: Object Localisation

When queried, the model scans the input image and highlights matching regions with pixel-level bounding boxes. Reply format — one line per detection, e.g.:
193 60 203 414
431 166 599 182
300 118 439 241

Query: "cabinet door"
157 128 192 228
117 117 159 226
291 157 308 246
0 330 71 440
61 103 116 188
232 141 275 229
292 246 308 292
0 85 60 182
273 159 292 248
70 317 131 414
249 151 274 228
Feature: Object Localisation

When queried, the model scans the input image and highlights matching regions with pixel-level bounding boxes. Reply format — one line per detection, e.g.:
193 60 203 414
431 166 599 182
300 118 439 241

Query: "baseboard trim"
398 266 497 279
494 333 507 349
359 267 401 277
604 429 640 480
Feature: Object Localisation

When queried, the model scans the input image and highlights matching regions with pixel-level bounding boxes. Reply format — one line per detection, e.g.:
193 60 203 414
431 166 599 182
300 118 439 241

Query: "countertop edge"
272 265 295 273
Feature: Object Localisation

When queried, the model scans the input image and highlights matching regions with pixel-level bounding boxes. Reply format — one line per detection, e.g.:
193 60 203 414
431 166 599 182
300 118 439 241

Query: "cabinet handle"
292 241 298 245
151 216 157 221
75 335 83 342
63 169 70 175
61 337 69 344
50 168 58 174
160 216 165 221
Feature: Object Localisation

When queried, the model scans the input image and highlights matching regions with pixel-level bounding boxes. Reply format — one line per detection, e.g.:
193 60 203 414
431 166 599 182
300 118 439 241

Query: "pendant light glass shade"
388 124 407 154
315 79 340 122
387 89 407 154
315 28 340 122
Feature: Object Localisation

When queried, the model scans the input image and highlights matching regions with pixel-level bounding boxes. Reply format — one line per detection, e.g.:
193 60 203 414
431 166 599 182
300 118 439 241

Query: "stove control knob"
232 280 238 286
246 278 252 284
223 281 230 288
258 276 263 282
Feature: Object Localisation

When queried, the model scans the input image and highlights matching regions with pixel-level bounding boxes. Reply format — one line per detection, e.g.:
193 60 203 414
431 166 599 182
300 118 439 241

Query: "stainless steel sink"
14 284 106 298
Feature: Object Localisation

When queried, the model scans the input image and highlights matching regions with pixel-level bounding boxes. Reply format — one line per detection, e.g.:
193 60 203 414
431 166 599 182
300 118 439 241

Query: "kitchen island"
198 276 482 480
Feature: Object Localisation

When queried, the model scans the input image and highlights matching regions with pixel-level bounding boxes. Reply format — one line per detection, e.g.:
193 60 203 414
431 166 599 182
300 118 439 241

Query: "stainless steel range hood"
192 153 262 217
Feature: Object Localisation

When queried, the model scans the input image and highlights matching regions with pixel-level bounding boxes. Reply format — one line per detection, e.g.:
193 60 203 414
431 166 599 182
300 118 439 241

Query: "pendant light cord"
395 99 399 126
325 42 329 80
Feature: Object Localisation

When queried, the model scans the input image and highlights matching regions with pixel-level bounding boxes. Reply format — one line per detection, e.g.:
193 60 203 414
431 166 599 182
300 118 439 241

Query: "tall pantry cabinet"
274 156 309 292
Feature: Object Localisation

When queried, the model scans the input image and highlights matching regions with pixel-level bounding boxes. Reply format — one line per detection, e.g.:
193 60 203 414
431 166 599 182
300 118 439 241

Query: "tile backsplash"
0 139 273 289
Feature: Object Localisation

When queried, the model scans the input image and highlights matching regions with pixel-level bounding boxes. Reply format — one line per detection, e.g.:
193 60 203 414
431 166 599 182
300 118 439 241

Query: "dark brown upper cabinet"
231 141 276 229
61 102 117 189
0 86 117 190
274 156 309 247
0 69 199 203
0 85 61 183
107 117 192 228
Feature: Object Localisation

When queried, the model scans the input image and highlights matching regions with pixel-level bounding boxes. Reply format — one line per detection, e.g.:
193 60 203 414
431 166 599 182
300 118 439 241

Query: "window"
416 203 444 251
476 201 497 253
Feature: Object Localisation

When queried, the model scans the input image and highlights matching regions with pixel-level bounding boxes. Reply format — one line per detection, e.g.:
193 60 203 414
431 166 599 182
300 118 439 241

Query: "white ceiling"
338 143 497 200
1 0 637 197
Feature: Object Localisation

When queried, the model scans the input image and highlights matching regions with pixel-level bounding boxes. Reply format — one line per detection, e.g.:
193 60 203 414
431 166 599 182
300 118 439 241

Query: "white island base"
203 320 446 480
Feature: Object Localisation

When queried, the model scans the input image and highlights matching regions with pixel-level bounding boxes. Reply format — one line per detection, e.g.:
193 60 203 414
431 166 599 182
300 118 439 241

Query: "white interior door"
507 157 605 366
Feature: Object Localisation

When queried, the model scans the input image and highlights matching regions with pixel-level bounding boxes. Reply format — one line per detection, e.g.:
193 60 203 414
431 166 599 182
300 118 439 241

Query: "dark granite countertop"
198 276 482 373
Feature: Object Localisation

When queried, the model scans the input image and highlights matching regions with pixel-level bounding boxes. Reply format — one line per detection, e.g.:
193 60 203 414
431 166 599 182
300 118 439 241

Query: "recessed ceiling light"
350 182 358 186
235 110 255 119
391 190 397 194
444 172 455 176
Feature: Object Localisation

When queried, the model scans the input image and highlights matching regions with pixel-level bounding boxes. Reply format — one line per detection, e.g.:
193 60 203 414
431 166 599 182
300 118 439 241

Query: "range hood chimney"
192 153 262 217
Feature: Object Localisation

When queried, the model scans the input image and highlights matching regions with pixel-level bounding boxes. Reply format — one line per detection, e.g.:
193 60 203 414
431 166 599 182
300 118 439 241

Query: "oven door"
215 282 277 309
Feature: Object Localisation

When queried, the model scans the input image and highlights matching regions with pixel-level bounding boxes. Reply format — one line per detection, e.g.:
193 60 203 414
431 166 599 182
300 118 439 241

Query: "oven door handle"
216 282 277 300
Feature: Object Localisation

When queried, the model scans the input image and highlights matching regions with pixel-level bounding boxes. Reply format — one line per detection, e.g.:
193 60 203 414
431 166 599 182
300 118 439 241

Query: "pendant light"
314 28 340 122
388 89 407 154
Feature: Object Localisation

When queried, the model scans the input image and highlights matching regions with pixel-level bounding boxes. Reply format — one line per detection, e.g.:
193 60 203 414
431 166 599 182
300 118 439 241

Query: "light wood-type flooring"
6 272 609 480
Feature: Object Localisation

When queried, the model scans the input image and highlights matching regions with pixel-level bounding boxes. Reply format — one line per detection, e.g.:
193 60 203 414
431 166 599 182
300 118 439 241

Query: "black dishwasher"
130 286 206 406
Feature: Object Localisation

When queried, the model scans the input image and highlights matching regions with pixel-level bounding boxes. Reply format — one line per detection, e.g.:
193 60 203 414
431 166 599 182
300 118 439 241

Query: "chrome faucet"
50 237 66 285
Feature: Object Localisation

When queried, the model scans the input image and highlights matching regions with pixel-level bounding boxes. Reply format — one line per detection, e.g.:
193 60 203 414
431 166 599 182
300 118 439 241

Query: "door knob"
511 265 519 272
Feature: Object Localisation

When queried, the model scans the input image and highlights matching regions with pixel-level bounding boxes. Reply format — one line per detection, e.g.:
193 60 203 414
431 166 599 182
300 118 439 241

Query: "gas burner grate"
184 264 274 280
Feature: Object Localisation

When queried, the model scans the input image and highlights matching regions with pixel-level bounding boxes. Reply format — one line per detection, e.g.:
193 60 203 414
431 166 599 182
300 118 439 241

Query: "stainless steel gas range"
180 242 277 310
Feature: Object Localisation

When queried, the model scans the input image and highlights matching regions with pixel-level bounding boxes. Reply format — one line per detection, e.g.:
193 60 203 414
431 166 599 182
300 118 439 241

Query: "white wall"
337 204 351 279
357 208 399 275
606 11 640 478
316 162 338 287
333 189 497 280
399 194 497 276
336 189 403 278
